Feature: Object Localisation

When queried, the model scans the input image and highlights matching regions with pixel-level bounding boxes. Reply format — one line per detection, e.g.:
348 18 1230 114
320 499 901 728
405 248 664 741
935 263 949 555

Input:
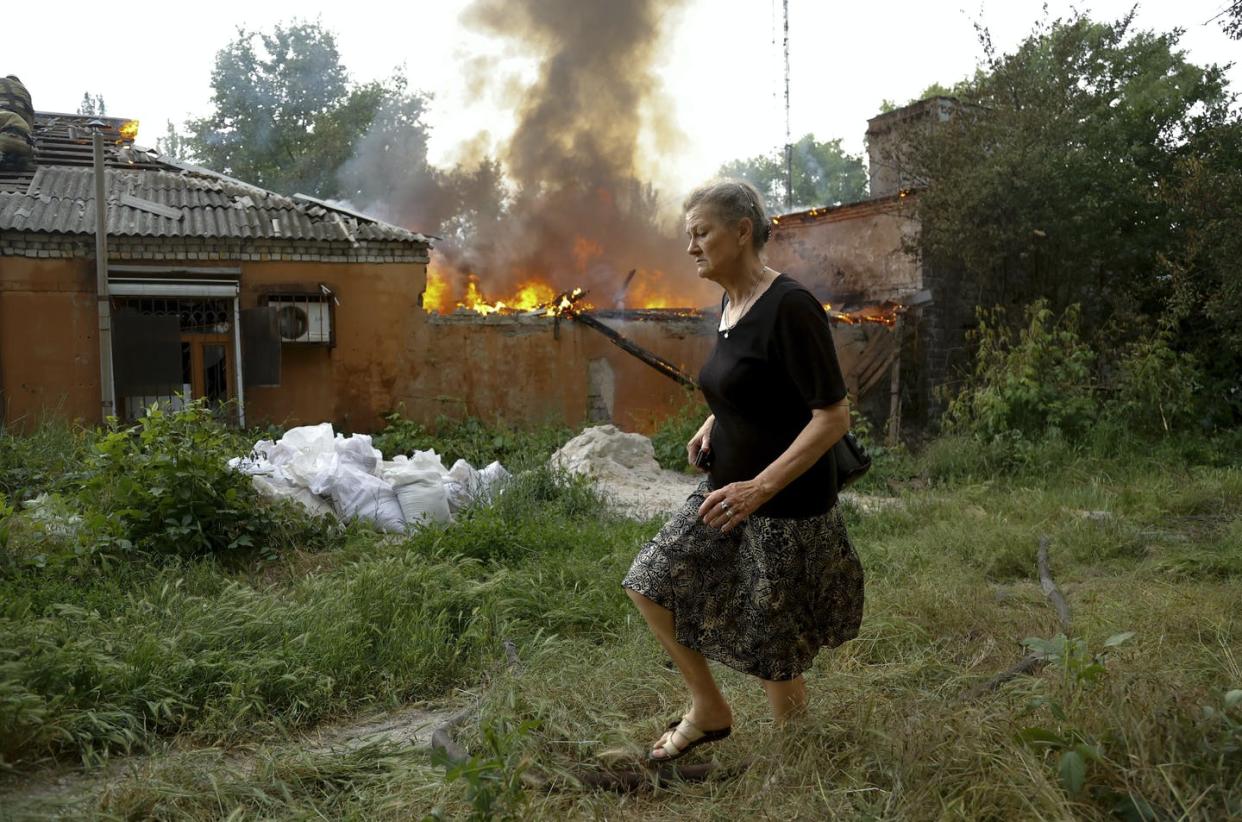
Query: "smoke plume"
349 0 716 310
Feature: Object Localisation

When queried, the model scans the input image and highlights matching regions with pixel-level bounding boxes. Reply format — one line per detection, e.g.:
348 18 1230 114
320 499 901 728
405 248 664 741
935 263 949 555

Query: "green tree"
909 11 1234 310
155 120 187 160
1217 1 1241 39
907 10 1241 422
719 133 867 210
185 21 430 200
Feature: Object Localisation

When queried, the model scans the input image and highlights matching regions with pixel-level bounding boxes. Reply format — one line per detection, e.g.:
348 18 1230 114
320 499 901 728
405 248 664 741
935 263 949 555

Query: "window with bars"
112 297 236 421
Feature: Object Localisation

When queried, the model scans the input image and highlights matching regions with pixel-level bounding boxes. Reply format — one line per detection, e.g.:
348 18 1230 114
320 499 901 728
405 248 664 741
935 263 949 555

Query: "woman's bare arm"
698 399 849 532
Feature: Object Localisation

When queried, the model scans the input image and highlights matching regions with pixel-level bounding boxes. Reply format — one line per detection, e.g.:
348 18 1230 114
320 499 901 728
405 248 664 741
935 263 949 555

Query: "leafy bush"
82 402 264 558
649 394 709 471
1112 331 1205 434
373 411 570 472
945 301 1099 441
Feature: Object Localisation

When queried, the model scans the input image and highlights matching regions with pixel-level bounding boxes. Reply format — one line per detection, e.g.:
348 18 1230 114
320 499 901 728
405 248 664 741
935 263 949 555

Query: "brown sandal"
647 716 732 764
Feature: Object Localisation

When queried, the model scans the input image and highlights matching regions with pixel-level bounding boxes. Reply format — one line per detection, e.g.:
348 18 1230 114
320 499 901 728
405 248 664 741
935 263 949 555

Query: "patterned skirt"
622 481 864 681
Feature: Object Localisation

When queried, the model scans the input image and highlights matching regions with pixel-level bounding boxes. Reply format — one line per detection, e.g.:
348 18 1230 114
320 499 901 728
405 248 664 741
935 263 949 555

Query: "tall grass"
1 414 1239 819
0 461 639 770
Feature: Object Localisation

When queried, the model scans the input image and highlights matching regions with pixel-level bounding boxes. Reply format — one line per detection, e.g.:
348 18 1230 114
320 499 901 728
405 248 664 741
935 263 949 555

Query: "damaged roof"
0 112 431 247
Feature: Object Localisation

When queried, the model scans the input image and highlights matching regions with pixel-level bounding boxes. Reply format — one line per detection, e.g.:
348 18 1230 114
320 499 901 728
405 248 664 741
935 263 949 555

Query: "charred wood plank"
966 535 1071 698
570 312 698 390
1038 535 1072 632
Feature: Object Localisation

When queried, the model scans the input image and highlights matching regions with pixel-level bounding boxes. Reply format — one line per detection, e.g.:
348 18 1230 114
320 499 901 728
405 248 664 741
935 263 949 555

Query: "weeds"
648 393 709 471
0 409 1238 819
1017 631 1135 796
374 410 571 472
429 718 537 821
83 401 263 558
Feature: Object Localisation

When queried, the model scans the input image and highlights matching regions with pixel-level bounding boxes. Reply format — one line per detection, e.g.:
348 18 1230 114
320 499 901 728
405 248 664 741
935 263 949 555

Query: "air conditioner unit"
269 297 332 343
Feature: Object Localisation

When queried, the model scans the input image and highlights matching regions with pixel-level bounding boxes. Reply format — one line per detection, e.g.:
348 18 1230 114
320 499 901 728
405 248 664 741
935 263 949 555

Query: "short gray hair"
682 179 772 251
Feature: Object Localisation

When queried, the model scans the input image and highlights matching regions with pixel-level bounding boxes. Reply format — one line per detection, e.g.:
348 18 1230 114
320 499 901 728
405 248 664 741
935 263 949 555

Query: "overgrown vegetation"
372 410 572 472
649 393 709 472
908 10 1242 425
1 401 1237 818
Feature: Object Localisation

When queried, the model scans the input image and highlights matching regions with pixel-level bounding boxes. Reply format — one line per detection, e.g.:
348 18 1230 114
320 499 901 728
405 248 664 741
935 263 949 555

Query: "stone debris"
551 424 700 520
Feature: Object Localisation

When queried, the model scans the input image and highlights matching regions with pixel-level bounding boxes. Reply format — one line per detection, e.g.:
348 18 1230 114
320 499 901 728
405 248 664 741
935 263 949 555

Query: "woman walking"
622 180 864 763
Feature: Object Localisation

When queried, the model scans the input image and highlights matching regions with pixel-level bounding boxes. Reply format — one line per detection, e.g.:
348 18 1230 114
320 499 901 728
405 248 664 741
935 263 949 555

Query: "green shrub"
373 412 570 472
649 393 709 471
82 402 263 559
945 301 1099 441
1111 331 1205 434
0 417 90 502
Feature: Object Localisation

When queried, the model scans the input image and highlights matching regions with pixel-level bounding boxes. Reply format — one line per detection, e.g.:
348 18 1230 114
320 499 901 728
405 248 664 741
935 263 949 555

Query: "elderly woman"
622 180 864 763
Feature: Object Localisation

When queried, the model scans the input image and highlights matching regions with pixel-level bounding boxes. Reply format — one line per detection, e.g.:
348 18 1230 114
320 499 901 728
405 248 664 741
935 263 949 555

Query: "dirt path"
594 467 903 521
0 703 460 820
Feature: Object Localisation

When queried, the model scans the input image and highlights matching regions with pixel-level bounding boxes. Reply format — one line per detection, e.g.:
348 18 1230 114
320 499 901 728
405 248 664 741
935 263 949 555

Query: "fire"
119 120 139 142
572 237 603 272
512 281 558 310
823 301 906 326
547 288 589 317
423 270 450 312
424 269 595 316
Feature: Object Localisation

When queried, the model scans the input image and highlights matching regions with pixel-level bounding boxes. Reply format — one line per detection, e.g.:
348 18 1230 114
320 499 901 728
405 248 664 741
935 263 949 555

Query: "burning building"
0 96 963 439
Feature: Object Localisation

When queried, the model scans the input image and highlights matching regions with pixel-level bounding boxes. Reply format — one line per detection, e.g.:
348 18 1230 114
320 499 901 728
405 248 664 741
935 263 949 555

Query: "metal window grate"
113 297 231 334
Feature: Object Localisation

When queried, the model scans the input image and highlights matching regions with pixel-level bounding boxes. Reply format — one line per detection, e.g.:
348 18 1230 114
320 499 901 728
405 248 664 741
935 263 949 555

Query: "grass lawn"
1 424 1239 820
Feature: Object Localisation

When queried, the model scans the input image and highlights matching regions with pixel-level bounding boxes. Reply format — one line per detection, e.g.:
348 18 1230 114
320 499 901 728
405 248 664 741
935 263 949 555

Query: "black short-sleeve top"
698 274 848 517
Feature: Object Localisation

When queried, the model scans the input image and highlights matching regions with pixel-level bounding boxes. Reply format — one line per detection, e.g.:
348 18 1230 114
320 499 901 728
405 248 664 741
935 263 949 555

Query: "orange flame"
424 270 450 312
572 237 603 272
822 301 906 326
119 120 139 142
425 269 596 316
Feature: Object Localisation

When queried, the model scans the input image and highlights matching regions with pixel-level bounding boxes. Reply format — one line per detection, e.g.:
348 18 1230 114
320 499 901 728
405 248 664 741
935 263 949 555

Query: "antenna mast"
783 0 792 210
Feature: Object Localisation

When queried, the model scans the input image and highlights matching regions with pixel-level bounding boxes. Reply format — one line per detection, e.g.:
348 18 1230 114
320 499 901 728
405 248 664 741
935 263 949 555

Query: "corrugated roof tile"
1 162 431 249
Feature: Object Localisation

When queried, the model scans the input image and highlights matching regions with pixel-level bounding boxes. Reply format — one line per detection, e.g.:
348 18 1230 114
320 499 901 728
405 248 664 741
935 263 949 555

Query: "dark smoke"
347 0 716 309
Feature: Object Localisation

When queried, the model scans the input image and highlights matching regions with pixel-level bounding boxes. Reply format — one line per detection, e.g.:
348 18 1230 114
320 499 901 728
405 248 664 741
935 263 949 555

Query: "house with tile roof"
0 112 434 430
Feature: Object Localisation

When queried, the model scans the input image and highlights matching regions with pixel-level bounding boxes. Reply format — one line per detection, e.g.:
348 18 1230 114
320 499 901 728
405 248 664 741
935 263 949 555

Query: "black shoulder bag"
833 431 872 490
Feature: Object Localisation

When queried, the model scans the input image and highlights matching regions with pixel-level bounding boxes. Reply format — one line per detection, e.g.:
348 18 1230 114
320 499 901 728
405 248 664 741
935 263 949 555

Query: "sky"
7 0 1240 198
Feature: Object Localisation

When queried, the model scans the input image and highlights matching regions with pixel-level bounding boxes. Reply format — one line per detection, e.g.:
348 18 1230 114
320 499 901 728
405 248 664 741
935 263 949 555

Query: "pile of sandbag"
229 423 510 533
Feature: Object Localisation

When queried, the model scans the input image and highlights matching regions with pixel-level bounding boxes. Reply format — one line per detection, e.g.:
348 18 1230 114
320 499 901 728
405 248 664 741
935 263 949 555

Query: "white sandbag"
381 449 448 486
395 478 452 528
479 461 512 498
444 459 482 513
307 453 343 497
269 423 337 488
334 433 381 475
251 475 335 518
326 464 406 533
228 440 279 476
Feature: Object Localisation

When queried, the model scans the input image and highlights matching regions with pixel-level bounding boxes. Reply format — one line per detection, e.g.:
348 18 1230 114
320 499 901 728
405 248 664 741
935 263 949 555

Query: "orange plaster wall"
0 257 100 429
239 260 426 433
766 203 922 303
405 315 717 436
2 253 726 437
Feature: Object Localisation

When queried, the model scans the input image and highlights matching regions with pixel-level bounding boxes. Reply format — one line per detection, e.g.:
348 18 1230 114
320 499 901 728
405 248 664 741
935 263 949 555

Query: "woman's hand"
697 403 849 533
698 479 773 533
686 415 715 471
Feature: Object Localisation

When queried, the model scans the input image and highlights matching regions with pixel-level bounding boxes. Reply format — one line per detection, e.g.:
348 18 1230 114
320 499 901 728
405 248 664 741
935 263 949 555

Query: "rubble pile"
551 425 698 520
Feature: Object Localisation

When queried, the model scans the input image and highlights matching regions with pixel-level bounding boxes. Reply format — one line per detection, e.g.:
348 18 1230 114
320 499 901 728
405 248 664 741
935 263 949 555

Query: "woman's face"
685 206 747 283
